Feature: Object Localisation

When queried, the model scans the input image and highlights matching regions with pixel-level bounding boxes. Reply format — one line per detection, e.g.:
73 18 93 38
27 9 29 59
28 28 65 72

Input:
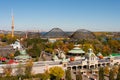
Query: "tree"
2 65 12 76
53 41 64 49
112 65 119 75
76 71 82 80
65 69 72 80
49 66 64 80
83 43 94 52
25 38 46 58
28 44 41 58
104 66 110 75
99 67 104 80
40 71 50 80
9 53 14 59
0 34 5 39
14 50 20 57
24 60 33 77
15 63 24 76
102 45 111 56
67 42 74 50
109 69 114 80
108 40 120 52
1 36 7 42
116 66 120 80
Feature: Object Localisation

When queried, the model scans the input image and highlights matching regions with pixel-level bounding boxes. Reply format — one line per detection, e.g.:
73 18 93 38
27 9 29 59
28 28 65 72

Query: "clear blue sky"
0 0 120 31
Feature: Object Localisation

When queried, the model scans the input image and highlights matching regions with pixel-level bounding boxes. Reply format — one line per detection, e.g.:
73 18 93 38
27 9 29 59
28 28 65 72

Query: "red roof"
0 57 7 61
7 60 18 64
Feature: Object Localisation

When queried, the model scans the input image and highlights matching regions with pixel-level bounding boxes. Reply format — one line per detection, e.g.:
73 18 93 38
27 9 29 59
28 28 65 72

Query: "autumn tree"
40 71 50 80
53 41 64 49
9 53 14 59
45 48 53 54
0 34 5 39
102 45 111 56
112 65 119 75
5 34 18 44
104 66 110 75
108 40 120 52
49 66 64 80
2 65 12 76
67 42 74 50
24 60 33 77
83 43 94 52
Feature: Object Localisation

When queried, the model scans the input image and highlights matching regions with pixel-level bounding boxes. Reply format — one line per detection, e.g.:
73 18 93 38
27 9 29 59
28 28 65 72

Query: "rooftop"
68 45 85 54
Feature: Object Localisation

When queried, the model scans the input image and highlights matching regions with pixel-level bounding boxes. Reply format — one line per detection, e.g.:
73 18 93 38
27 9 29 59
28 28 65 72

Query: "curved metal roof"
43 28 68 38
68 47 85 54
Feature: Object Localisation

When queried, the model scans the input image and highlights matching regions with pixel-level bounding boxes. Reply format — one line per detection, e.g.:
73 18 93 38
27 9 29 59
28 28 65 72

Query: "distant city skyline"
0 0 120 32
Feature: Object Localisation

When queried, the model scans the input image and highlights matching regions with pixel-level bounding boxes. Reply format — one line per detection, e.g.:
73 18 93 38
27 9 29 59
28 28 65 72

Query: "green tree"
109 69 114 80
49 66 64 80
14 50 20 57
26 38 46 58
1 36 7 42
65 69 72 80
76 71 82 80
28 44 41 58
99 67 104 80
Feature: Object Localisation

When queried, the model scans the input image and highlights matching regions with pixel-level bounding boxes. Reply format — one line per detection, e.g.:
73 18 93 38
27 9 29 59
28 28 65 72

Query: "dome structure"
68 45 85 60
43 28 68 38
68 45 85 54
85 48 97 60
70 29 96 40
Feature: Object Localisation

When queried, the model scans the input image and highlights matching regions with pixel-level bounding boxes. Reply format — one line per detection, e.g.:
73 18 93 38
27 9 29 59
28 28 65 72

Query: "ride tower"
11 12 14 38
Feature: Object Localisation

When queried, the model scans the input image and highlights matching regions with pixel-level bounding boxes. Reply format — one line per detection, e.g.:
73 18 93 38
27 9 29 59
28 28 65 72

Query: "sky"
0 0 120 32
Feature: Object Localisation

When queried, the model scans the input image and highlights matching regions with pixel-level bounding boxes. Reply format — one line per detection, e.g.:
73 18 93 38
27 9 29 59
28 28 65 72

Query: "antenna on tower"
11 8 13 16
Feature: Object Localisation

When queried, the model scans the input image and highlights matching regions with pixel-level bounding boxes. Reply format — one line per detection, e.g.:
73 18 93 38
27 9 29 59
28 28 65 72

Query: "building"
0 48 120 75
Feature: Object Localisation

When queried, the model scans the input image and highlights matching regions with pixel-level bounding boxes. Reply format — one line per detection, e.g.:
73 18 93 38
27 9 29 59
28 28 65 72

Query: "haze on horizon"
0 0 120 32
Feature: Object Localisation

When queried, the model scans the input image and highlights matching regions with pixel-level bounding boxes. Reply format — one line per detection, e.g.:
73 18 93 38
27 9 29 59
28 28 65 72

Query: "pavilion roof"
15 55 31 60
68 47 85 54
